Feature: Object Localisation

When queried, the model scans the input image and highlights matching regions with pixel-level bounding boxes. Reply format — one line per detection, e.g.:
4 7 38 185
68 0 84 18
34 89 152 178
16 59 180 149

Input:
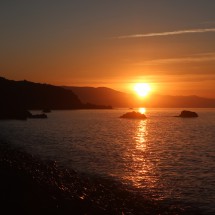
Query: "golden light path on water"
121 113 159 192
138 107 146 114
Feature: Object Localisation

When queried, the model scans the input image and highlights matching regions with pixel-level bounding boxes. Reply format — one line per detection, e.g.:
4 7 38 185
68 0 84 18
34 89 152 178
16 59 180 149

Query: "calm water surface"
0 108 215 214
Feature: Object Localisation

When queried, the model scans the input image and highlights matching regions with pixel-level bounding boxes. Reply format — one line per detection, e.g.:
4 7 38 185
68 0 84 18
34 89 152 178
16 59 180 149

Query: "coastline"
0 142 203 215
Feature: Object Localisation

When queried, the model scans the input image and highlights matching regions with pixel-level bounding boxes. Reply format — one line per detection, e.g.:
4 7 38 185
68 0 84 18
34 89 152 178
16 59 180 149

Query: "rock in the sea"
0 108 47 120
120 111 147 119
0 108 32 120
178 110 198 118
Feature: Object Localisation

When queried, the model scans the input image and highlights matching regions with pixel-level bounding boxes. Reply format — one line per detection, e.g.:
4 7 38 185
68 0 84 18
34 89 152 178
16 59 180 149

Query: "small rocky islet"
176 110 199 118
120 111 147 119
120 110 199 119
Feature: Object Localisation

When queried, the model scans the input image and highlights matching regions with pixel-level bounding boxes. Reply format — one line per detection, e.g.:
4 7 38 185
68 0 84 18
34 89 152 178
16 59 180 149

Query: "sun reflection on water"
122 119 159 190
135 120 147 151
138 107 146 114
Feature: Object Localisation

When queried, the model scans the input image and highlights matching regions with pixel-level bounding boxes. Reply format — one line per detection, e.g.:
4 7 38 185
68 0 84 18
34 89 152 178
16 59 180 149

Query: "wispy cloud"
116 28 215 39
142 52 215 65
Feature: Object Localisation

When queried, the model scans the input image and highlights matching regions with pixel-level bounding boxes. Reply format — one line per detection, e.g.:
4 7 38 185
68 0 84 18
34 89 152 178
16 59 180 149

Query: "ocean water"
0 108 215 214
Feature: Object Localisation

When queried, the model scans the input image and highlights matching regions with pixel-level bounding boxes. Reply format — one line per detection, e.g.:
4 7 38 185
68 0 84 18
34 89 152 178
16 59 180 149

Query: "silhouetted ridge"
63 86 136 107
64 86 215 108
0 77 112 111
0 77 82 110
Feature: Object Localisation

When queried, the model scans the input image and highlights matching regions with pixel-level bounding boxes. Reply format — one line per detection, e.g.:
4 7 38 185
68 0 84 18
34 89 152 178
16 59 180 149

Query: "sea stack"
120 111 147 119
178 110 198 118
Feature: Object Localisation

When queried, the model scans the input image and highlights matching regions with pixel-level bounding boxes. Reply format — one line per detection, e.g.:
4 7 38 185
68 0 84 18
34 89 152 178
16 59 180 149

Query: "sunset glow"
134 83 151 97
1 2 215 214
1 1 215 98
138 108 146 114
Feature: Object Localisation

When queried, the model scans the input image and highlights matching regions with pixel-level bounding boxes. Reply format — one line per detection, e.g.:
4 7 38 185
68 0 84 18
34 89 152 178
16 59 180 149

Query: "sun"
134 83 151 97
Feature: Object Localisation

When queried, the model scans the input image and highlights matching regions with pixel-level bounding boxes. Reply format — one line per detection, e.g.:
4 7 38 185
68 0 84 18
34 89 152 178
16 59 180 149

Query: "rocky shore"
0 142 203 215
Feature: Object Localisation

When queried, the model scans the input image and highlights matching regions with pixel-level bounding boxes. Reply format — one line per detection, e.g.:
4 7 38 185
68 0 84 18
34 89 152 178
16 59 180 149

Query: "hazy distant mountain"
63 86 139 107
146 94 215 108
0 77 111 110
64 86 215 108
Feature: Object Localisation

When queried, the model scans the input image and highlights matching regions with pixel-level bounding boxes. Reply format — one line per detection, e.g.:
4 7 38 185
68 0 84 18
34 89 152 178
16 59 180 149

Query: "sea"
0 108 215 214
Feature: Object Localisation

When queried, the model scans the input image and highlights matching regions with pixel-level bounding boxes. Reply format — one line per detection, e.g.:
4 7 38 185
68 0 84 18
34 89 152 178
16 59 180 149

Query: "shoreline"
0 142 203 215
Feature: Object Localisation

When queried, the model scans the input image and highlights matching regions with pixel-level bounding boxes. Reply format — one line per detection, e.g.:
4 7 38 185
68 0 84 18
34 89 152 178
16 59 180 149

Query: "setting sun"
134 83 151 97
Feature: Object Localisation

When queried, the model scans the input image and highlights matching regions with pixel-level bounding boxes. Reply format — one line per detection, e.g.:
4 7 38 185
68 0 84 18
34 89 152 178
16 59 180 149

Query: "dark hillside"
0 77 82 110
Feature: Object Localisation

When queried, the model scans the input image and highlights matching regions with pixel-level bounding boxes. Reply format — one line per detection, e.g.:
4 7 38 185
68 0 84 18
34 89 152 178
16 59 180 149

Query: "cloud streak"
130 53 215 71
143 52 215 65
116 28 215 39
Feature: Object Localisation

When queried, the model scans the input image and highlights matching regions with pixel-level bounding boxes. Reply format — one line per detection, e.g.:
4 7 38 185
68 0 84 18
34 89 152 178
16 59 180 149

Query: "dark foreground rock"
177 110 198 118
120 111 147 119
0 143 203 215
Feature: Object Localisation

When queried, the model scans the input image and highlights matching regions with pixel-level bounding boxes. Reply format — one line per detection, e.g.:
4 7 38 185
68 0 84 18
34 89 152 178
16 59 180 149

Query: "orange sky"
1 1 215 98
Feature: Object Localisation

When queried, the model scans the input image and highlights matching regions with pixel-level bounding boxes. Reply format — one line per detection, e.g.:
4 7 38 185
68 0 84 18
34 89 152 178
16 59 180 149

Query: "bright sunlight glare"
134 83 151 97
139 107 146 114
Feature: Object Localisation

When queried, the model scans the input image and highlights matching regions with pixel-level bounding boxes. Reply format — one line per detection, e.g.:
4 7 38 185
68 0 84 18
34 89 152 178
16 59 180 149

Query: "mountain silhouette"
63 86 138 107
0 77 112 111
64 86 215 108
1 77 214 111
